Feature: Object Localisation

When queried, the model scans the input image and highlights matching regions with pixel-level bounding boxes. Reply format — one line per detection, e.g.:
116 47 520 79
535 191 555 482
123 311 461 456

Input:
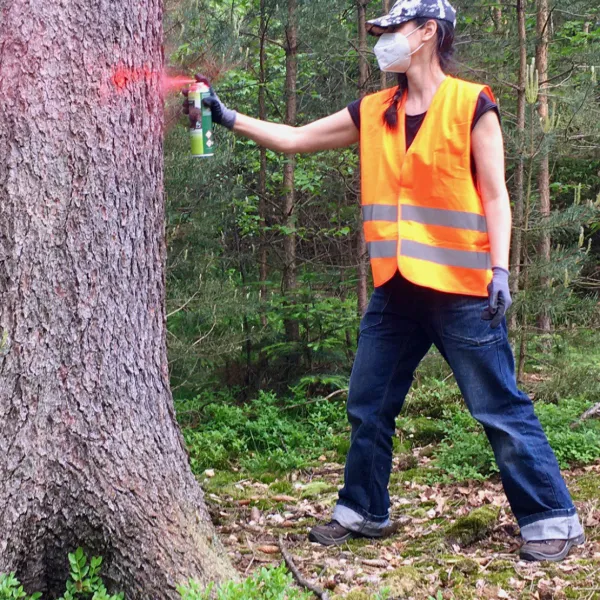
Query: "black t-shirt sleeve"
347 98 362 130
472 91 500 130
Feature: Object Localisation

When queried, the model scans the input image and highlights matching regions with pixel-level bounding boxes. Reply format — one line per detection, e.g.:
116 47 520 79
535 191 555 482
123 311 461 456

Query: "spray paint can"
188 82 214 158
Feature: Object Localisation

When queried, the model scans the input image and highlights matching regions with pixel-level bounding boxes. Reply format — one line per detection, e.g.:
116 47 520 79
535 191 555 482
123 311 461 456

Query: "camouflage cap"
367 0 457 35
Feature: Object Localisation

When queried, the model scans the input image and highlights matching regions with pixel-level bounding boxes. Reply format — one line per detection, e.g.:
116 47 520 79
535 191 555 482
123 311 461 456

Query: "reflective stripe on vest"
401 205 488 233
368 240 397 259
401 240 491 270
367 239 491 270
362 204 488 233
362 205 398 222
359 76 495 296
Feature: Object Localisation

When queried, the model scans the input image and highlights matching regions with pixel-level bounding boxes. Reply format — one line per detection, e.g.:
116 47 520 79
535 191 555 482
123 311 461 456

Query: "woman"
184 0 584 562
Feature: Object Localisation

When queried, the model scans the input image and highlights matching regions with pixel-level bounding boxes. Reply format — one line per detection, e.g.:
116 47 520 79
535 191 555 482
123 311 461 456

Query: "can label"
189 82 214 158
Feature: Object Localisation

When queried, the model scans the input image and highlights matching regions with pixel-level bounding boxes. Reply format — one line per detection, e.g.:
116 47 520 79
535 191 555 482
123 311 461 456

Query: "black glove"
182 74 237 130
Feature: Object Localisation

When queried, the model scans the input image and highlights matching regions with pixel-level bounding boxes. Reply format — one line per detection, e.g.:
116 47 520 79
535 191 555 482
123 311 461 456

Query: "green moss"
339 591 370 600
269 480 294 495
300 481 336 499
398 417 446 446
393 437 412 454
345 537 376 550
202 470 244 493
486 560 517 587
352 545 379 559
392 466 436 485
570 470 600 501
382 566 424 596
445 506 500 547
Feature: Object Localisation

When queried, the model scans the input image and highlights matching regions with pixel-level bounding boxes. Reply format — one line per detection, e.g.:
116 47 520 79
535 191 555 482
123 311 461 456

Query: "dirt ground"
203 457 600 600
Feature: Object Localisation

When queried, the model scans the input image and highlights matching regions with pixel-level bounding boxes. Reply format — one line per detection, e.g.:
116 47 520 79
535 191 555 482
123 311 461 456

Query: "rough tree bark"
283 0 300 343
536 0 552 332
509 0 528 330
356 0 370 316
0 0 232 597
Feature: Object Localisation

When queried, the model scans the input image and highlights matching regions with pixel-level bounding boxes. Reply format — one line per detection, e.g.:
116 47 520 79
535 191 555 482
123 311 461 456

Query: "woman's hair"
383 17 455 129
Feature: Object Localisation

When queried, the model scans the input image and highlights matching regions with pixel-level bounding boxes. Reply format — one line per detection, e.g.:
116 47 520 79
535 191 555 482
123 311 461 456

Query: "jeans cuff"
519 509 584 541
333 502 390 537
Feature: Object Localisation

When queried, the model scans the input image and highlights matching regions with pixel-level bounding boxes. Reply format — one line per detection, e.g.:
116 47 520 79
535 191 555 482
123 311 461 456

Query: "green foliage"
177 564 311 600
433 396 600 482
0 573 41 600
180 387 348 474
58 548 123 600
0 550 122 600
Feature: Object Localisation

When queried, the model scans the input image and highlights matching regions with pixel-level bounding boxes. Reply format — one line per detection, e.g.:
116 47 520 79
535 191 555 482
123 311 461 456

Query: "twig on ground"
278 536 330 600
571 402 600 429
244 533 257 576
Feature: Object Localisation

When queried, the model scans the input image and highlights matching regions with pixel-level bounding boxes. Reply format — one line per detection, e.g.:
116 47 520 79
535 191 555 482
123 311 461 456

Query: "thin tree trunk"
510 0 527 330
283 0 299 343
536 0 552 332
356 0 370 316
258 0 269 328
0 1 231 597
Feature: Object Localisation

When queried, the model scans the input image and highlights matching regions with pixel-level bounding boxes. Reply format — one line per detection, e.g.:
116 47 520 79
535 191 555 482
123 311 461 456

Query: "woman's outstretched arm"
233 109 359 154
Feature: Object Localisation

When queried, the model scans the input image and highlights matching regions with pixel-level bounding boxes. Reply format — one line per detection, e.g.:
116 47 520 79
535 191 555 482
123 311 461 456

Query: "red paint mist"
161 75 196 94
110 65 195 96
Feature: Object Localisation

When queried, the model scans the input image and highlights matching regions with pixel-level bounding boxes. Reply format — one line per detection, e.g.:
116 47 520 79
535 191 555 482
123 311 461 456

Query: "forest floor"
203 457 600 600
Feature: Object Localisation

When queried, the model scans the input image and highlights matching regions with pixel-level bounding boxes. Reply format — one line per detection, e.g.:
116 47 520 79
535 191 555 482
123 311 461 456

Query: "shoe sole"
520 534 586 562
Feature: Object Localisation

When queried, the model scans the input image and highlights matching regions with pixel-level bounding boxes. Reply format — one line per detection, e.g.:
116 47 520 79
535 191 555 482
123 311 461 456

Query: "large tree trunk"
510 0 528 330
283 0 300 343
0 0 232 598
536 0 552 332
356 0 370 316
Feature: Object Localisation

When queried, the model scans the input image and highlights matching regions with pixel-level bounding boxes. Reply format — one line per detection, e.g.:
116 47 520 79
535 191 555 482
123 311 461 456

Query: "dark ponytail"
383 18 456 129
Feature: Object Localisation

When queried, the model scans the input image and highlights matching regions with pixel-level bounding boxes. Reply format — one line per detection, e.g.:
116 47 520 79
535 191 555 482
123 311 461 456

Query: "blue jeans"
333 273 583 541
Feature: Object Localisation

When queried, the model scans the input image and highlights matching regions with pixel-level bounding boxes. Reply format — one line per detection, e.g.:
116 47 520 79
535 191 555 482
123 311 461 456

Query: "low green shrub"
0 549 122 600
180 389 348 475
434 397 600 481
177 564 311 600
0 573 41 600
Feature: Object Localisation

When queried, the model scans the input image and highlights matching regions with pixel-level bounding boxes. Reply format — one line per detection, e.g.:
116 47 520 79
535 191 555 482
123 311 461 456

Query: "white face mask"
374 24 426 73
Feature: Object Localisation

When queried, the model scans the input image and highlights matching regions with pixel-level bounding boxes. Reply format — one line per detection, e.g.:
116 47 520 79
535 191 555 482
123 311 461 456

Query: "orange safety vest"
359 76 495 297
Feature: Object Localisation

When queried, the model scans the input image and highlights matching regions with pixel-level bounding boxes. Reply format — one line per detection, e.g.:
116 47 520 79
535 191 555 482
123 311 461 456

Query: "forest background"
3 0 599 599
158 0 600 596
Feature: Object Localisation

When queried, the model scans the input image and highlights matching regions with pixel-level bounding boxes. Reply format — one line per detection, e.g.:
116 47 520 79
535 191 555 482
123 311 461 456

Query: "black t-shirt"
347 91 499 178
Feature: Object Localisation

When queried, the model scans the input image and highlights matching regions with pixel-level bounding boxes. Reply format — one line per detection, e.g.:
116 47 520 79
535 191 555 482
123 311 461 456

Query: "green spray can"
188 81 214 158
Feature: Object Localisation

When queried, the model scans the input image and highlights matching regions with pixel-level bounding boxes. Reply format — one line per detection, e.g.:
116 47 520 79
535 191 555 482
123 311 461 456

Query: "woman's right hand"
182 74 237 130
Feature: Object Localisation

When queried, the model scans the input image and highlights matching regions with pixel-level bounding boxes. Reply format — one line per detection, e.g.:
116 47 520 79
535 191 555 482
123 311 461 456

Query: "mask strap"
406 23 426 57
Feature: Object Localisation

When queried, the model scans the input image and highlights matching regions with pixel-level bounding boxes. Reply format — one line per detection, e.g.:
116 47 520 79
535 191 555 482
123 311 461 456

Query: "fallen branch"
279 536 330 600
283 389 348 412
571 402 600 429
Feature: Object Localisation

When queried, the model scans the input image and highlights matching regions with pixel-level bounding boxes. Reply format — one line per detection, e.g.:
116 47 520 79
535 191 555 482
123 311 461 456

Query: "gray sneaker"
520 534 585 562
308 520 359 546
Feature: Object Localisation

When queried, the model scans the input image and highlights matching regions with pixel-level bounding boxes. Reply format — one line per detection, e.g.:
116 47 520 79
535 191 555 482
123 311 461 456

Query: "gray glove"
481 267 512 329
182 74 237 131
